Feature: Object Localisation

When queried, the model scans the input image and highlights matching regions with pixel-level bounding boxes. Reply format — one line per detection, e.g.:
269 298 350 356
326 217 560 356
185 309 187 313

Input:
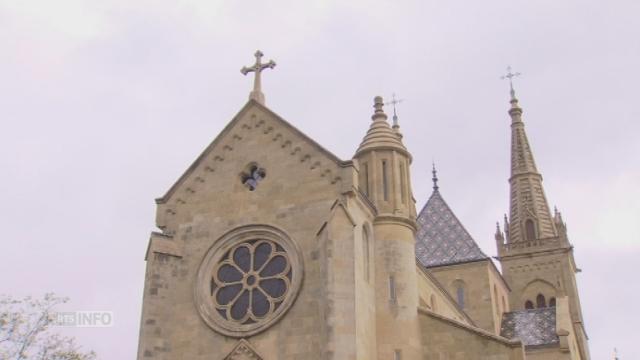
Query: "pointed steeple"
416 169 488 267
501 69 557 243
353 96 414 218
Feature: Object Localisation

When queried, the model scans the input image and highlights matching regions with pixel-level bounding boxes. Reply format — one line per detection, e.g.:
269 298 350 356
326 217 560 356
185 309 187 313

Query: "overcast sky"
1 0 638 358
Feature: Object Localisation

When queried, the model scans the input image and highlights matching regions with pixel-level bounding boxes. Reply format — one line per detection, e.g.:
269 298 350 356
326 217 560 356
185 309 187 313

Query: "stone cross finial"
501 66 521 101
241 50 276 105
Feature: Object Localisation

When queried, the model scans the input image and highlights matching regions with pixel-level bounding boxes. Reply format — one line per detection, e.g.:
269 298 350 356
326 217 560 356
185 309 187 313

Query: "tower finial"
385 93 404 129
501 66 521 104
432 162 439 191
240 50 276 105
371 96 388 121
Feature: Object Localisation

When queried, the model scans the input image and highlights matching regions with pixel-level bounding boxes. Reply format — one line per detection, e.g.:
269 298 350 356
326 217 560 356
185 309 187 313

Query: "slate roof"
500 308 559 347
415 190 488 267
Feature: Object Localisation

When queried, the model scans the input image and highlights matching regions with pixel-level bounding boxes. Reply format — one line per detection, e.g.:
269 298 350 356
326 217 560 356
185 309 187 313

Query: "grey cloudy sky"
1 0 638 358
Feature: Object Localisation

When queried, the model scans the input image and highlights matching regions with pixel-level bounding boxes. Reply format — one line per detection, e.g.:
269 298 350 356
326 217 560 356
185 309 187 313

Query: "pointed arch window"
549 297 556 307
382 160 389 201
362 226 371 282
389 276 397 303
453 280 465 309
536 294 546 308
360 162 369 196
525 219 536 241
399 162 407 204
525 300 534 309
494 285 500 317
457 287 465 309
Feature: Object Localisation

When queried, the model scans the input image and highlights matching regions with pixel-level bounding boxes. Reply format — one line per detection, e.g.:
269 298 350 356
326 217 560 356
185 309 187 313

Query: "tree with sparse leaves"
0 293 96 360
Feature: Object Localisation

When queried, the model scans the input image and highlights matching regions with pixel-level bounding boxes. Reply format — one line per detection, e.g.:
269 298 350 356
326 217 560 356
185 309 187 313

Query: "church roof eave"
415 261 477 327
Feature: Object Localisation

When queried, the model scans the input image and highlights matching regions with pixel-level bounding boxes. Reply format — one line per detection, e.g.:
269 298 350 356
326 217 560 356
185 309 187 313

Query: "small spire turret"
503 213 510 241
495 221 505 245
355 96 409 158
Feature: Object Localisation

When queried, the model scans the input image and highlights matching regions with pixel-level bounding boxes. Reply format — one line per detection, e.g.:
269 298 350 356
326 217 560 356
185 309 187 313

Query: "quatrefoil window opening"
241 165 266 191
211 239 292 324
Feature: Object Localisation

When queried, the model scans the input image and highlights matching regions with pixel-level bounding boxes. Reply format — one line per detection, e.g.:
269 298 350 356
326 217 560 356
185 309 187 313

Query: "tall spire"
240 50 276 105
500 68 557 243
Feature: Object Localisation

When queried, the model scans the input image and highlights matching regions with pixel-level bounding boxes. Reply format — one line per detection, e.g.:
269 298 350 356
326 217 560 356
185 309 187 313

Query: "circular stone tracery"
212 240 291 323
195 225 303 337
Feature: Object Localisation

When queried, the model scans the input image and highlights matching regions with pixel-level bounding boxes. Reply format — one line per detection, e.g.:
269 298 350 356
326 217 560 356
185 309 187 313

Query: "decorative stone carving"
195 224 304 337
224 339 264 360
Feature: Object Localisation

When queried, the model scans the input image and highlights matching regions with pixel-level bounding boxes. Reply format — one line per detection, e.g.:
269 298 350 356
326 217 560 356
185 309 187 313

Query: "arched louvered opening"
525 219 536 241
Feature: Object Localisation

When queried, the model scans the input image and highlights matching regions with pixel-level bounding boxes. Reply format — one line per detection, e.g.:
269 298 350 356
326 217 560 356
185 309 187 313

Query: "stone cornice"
145 232 182 261
373 214 417 232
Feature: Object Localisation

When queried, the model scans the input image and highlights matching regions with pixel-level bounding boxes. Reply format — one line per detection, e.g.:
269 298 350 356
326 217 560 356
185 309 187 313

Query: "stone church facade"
137 52 590 359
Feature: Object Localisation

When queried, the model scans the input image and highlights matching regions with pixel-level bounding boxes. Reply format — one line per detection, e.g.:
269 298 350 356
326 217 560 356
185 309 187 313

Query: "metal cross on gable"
241 50 276 105
501 66 521 99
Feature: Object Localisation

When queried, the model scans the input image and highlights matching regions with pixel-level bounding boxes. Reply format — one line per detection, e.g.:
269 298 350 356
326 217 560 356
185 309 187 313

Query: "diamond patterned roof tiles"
500 307 559 346
415 190 488 268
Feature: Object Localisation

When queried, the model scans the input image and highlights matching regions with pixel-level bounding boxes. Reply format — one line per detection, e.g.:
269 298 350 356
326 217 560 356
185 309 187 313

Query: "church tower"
353 96 421 359
495 75 590 359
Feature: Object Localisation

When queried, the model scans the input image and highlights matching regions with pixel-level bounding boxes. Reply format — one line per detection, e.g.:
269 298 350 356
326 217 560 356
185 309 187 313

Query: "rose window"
195 225 303 337
211 240 291 323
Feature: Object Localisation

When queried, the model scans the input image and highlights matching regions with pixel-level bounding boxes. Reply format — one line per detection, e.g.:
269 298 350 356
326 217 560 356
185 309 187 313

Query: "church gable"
139 97 367 358
154 100 353 230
